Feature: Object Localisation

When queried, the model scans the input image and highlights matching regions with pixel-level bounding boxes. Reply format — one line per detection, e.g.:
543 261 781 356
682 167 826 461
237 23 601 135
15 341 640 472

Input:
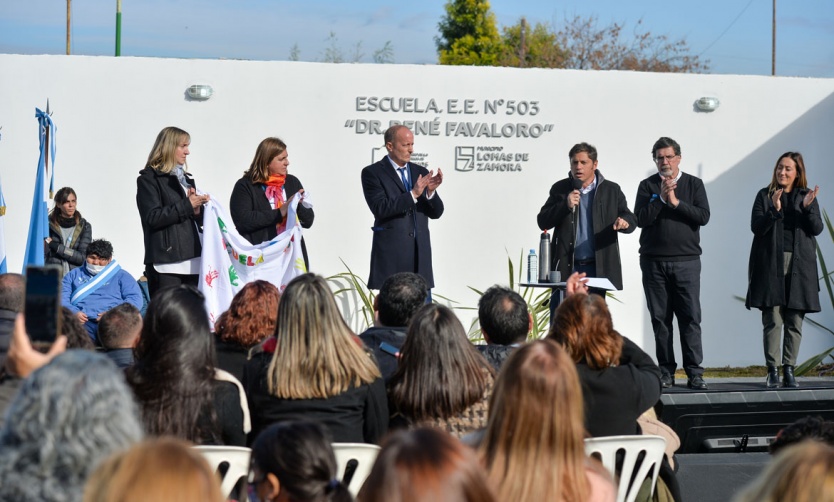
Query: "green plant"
327 259 376 331
797 209 834 375
463 250 553 342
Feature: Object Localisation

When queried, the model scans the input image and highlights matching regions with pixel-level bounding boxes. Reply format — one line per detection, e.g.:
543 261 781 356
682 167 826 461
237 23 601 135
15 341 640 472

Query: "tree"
436 0 502 66
373 41 395 64
499 17 567 68
556 16 709 73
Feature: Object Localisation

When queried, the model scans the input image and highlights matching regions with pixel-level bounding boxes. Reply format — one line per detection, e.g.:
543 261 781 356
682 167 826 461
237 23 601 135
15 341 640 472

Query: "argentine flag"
23 108 57 270
0 177 6 274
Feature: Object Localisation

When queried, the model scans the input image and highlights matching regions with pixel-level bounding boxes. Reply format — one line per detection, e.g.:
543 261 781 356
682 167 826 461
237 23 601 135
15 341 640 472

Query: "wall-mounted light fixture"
186 84 214 101
694 96 720 112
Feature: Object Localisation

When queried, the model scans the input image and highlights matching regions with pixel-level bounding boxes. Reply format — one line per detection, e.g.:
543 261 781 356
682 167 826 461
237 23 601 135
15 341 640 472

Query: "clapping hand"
803 185 820 208
565 272 589 296
613 217 629 231
772 188 783 212
427 169 444 193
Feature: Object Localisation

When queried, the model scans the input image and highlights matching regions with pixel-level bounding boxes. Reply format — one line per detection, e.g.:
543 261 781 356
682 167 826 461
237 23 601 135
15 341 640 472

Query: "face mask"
86 262 106 275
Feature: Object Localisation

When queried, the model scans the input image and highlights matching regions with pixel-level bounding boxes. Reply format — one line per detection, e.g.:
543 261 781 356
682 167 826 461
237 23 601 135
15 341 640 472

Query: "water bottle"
538 230 551 283
527 249 538 283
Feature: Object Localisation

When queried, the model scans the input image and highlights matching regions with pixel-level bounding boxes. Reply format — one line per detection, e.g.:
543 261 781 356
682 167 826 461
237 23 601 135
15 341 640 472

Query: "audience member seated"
358 427 496 502
61 306 96 350
98 303 142 369
244 274 387 444
548 293 680 501
479 340 615 502
359 272 427 382
733 440 834 502
769 415 834 455
0 273 25 421
388 304 494 438
477 285 531 371
548 293 662 437
61 239 143 342
213 280 280 381
126 285 247 446
0 350 144 502
250 420 353 502
83 437 224 502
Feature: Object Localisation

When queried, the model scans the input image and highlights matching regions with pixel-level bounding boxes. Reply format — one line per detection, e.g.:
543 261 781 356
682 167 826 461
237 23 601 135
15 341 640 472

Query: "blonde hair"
245 137 287 183
480 340 590 501
267 274 380 398
83 437 224 502
145 126 190 174
733 440 834 502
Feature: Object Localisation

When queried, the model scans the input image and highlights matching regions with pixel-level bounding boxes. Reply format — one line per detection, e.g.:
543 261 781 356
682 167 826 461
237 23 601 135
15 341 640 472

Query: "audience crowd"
1 263 832 501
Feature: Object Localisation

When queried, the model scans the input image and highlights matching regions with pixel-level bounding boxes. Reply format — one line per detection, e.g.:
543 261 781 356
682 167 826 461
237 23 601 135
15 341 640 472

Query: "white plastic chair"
194 445 252 500
332 443 381 496
585 435 667 502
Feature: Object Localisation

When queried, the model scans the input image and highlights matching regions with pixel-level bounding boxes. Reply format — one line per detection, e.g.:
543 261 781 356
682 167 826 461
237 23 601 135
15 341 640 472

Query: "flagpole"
66 0 71 55
115 0 122 57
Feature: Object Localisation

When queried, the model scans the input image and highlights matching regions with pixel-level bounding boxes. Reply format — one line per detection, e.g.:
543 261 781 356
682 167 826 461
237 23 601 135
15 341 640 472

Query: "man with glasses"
635 137 711 390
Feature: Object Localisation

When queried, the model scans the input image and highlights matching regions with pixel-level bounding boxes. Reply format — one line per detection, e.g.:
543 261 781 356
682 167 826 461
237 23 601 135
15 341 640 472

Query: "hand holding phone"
6 314 67 379
25 265 63 350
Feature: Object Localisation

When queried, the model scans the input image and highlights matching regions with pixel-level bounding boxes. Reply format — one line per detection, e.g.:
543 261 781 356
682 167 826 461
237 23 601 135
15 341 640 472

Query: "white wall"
1 54 833 366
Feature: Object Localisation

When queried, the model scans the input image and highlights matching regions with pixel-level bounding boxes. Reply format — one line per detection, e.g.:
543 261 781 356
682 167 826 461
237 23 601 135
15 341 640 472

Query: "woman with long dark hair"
480 340 615 502
244 274 386 444
230 137 314 269
249 421 353 502
45 187 92 273
137 126 209 298
387 303 494 437
746 152 822 388
126 285 246 446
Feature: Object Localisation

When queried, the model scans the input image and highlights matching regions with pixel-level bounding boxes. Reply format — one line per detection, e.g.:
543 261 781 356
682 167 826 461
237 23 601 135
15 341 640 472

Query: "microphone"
571 178 583 213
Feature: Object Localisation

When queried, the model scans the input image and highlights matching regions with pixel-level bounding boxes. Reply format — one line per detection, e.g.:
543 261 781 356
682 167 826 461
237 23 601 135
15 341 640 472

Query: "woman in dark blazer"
136 126 209 298
746 152 822 388
230 137 314 270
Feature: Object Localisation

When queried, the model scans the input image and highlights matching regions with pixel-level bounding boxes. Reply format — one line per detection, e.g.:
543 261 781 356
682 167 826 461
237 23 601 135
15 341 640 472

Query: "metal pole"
771 0 776 76
66 0 71 55
115 0 122 57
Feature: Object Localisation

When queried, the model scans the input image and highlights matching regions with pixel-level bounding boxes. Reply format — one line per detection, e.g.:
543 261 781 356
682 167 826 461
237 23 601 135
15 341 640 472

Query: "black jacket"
46 218 92 270
359 326 406 382
136 166 203 265
746 186 823 312
536 170 635 290
229 174 314 269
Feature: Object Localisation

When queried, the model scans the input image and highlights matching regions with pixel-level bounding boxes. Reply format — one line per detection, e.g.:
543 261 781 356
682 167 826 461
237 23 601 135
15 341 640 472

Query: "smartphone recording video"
25 265 63 350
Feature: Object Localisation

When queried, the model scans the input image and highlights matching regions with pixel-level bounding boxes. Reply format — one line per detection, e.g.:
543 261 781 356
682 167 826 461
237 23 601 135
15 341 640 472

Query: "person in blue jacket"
61 239 143 343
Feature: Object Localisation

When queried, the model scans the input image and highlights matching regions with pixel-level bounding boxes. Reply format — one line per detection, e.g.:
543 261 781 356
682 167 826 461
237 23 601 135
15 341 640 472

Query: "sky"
1 0 833 77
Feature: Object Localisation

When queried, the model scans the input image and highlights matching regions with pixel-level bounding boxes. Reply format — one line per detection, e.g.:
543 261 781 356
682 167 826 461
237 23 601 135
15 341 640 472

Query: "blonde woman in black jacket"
137 126 209 298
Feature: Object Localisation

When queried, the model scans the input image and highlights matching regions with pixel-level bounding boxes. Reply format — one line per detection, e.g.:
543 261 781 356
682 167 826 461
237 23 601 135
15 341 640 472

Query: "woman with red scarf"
230 137 314 270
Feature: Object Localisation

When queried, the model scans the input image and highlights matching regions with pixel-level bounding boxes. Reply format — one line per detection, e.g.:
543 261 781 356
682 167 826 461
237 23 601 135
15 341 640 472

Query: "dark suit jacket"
229 174 314 269
361 157 444 289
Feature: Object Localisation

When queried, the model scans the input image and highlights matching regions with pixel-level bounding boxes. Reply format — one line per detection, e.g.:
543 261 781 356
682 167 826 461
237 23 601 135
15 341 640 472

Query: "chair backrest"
194 445 252 500
332 442 381 496
585 435 667 502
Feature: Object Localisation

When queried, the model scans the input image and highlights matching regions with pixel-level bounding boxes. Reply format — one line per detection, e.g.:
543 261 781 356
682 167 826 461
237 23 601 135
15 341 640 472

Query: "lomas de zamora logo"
455 146 527 172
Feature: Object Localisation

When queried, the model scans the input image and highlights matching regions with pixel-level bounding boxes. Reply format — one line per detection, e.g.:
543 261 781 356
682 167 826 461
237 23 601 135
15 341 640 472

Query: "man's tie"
398 168 411 191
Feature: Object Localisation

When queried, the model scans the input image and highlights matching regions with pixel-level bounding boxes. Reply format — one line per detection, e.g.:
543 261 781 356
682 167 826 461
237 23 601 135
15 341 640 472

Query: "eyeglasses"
654 155 679 163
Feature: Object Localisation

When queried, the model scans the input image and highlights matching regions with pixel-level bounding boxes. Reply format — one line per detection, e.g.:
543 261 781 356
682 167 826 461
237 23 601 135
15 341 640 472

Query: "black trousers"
145 266 199 299
640 258 704 377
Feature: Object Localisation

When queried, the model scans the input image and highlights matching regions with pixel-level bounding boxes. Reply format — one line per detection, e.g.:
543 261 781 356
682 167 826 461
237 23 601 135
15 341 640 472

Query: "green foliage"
464 250 552 342
436 0 502 66
373 41 395 64
798 209 834 375
327 259 376 330
499 18 567 68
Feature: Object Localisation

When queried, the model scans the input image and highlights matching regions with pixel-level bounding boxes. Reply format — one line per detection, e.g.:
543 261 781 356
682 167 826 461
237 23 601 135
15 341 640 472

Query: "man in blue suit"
361 125 444 290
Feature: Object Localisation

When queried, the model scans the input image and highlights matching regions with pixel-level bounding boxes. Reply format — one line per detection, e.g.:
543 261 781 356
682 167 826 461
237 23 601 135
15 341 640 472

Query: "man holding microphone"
537 142 635 317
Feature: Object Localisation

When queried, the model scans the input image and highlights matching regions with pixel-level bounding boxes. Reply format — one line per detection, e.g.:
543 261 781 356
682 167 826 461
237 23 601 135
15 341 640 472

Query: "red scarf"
264 174 286 209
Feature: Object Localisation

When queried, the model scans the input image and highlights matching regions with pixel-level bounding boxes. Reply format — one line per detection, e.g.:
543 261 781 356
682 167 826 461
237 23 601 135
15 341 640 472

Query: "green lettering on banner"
217 218 228 233
228 265 240 286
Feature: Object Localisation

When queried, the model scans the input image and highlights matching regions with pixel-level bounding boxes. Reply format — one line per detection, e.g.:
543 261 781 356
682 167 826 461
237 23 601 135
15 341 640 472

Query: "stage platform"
659 376 834 454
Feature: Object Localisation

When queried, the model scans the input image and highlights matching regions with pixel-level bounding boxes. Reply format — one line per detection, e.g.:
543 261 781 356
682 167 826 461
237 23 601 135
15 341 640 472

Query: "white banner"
199 193 311 330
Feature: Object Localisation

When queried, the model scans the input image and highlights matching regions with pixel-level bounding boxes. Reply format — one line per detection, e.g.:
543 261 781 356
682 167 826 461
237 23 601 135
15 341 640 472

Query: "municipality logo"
455 147 475 172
